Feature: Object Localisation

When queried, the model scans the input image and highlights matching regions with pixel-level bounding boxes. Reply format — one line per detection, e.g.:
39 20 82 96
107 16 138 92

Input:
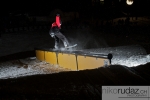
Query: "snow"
0 57 71 79
0 30 150 79
83 45 150 67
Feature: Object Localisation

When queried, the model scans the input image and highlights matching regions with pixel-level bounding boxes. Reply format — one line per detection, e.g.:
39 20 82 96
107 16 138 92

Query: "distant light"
100 0 104 1
126 0 133 5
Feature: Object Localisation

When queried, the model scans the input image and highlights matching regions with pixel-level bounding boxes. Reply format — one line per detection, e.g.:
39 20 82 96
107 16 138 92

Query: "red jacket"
51 15 61 29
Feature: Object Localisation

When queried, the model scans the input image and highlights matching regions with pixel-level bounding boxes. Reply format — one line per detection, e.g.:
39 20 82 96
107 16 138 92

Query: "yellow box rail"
45 51 57 65
77 55 110 70
35 48 112 71
58 53 77 70
35 50 45 61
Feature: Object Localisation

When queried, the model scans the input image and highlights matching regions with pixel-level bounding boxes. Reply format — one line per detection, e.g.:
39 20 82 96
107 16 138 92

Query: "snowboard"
65 44 77 49
52 44 77 51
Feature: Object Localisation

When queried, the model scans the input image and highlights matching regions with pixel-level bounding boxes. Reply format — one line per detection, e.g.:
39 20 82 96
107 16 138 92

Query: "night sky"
2 0 86 14
2 1 56 13
1 0 150 16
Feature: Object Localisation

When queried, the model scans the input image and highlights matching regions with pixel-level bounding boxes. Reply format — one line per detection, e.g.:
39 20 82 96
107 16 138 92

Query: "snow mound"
83 45 150 67
0 57 71 79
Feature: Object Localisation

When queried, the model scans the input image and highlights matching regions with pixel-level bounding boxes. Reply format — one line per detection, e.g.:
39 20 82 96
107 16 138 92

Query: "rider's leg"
54 36 60 49
55 32 69 48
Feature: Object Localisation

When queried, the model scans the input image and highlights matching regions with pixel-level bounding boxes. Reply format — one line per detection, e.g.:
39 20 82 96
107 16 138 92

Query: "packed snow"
83 45 150 67
0 57 71 79
0 30 150 79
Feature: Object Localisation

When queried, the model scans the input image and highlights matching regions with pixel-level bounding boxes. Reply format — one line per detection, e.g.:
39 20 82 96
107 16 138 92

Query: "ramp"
35 48 112 71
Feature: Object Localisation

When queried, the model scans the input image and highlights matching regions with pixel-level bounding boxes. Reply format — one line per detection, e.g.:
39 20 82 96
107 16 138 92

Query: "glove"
50 32 55 38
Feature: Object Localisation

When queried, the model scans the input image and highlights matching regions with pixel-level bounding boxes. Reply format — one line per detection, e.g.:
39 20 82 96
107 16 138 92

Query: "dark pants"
49 28 69 48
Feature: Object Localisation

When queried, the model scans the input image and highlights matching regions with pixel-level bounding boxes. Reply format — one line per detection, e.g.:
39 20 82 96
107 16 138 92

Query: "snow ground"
0 57 70 79
83 45 150 67
0 30 150 79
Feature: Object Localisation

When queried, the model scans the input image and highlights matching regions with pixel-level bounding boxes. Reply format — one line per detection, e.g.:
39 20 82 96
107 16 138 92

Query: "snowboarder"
49 14 69 49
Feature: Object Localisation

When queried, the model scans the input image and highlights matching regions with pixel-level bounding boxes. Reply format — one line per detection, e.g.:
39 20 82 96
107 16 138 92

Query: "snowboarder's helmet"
56 13 60 16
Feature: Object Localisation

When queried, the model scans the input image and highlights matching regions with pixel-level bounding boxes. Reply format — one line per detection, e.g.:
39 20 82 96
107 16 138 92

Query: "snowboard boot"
64 42 69 48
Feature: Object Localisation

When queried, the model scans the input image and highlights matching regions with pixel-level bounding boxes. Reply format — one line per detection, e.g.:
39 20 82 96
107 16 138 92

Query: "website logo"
102 86 150 100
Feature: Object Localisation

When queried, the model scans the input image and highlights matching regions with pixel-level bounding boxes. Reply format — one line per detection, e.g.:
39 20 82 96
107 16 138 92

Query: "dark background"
1 0 150 16
1 0 150 99
1 0 150 29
